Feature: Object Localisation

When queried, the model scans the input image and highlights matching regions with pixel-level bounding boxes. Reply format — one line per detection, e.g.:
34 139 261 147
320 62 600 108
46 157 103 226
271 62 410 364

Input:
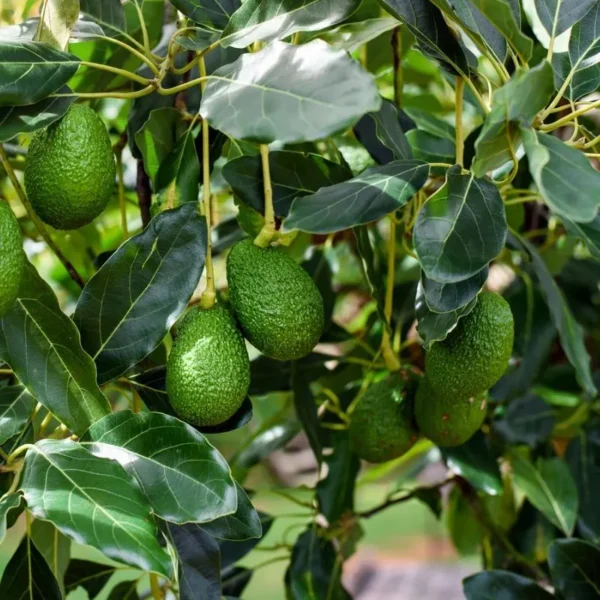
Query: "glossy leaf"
0 534 61 600
219 512 273 569
414 166 507 284
170 0 240 30
36 0 79 50
30 519 70 596
74 204 207 384
106 580 140 600
82 410 237 524
464 570 555 600
421 267 488 313
0 493 22 544
446 485 483 555
21 439 172 576
0 262 111 436
292 362 322 464
222 0 361 48
222 567 253 597
201 40 381 144
407 130 455 164
285 159 428 233
223 151 352 218
80 0 126 34
535 0 596 37
510 451 578 536
0 385 34 445
494 394 556 447
549 538 600 600
562 214 600 260
65 560 115 599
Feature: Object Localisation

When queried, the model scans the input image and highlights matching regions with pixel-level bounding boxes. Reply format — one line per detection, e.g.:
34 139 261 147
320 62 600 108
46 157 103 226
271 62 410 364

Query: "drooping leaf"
510 451 578 536
292 361 322 464
82 410 237 524
562 214 600 260
284 159 428 233
222 567 254 597
446 485 483 555
222 0 361 48
0 385 35 445
74 204 207 384
463 570 555 600
407 129 455 164
494 394 556 446
414 166 507 284
36 0 80 50
421 267 488 313
473 61 554 176
21 439 172 576
549 538 600 600
222 151 352 218
0 262 111 436
80 0 126 35
200 40 381 144
0 493 22 544
535 0 596 37
30 519 70 596
65 560 115 599
522 127 600 224
0 534 62 600
0 41 79 107
170 0 241 31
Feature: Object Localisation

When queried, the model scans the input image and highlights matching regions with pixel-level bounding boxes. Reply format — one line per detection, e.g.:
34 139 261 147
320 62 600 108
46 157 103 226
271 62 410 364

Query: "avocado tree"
0 0 599 598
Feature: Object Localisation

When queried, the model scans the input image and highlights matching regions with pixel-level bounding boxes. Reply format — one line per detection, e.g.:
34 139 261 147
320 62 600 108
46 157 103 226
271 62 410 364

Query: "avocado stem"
254 144 276 248
381 216 401 372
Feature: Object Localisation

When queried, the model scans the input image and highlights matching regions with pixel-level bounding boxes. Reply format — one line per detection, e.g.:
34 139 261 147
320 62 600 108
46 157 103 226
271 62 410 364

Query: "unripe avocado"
349 370 420 463
0 201 25 316
166 305 250 427
226 239 325 361
24 104 116 230
414 376 487 447
426 292 514 399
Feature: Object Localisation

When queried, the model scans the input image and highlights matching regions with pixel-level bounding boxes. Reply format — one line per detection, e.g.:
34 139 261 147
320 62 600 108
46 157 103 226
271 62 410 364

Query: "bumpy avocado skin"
349 370 420 463
226 239 325 361
0 202 25 316
415 376 487 447
24 104 116 230
166 305 250 427
426 292 514 399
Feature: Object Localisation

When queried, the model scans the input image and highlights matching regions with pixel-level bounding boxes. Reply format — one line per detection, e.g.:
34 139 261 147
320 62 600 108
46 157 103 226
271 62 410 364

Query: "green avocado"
166 305 250 427
24 104 116 230
349 370 420 463
426 292 514 399
0 201 25 316
414 376 487 447
226 239 325 361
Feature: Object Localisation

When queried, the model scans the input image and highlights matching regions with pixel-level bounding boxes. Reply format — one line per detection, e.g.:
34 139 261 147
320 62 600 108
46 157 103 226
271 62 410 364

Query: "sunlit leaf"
535 0 596 37
170 0 241 31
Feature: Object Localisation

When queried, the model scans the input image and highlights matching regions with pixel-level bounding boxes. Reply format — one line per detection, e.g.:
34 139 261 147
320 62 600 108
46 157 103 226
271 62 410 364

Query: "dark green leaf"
562 214 600 260
446 485 483 555
522 128 600 224
170 0 240 31
318 17 398 53
510 451 578 536
30 519 70 596
74 204 207 384
0 262 111 436
378 0 470 75
494 394 556 446
407 129 455 164
463 570 555 600
473 62 554 176
0 534 61 600
535 0 595 37
292 362 322 464
414 166 507 283
201 40 381 144
442 431 502 495
21 439 172 576
0 42 79 107
509 499 558 563
413 486 443 519
0 385 34 445
549 538 600 600
222 567 253 597
222 0 361 48
223 151 352 218
65 560 115 599
218 512 273 569
80 0 126 34
285 159 428 233
82 411 237 524
176 28 219 51
0 493 22 544
106 580 140 600
421 267 488 313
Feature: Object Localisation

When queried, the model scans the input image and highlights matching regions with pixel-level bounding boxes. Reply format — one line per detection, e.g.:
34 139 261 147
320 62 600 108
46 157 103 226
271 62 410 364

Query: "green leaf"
463 570 555 600
0 262 111 436
378 0 469 75
407 129 455 164
562 214 600 260
0 85 74 142
0 42 79 107
65 560 115 599
494 394 556 447
284 159 428 233
522 128 600 224
0 493 22 544
510 451 578 536
200 40 381 144
414 166 507 284
170 0 240 31
0 534 62 600
74 204 207 384
218 512 272 568
21 439 172 576
292 362 322 464
317 17 398 53
36 0 80 50
106 580 140 600
0 385 34 445
446 485 483 555
442 431 502 495
222 0 361 48
473 61 554 176
550 538 600 599
222 568 253 597
30 519 70 596
223 151 352 218
82 410 237 524
468 0 533 62
535 0 596 37
421 267 488 313
80 0 126 35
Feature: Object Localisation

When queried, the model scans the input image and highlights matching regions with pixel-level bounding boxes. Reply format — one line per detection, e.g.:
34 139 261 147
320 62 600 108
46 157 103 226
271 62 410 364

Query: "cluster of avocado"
350 292 514 463
167 239 325 427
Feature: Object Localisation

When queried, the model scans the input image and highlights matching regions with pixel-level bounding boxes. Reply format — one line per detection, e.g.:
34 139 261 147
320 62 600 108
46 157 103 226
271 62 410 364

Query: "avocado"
349 370 420 463
426 292 514 399
0 201 25 316
414 376 487 447
24 104 116 230
166 305 250 427
226 239 324 361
